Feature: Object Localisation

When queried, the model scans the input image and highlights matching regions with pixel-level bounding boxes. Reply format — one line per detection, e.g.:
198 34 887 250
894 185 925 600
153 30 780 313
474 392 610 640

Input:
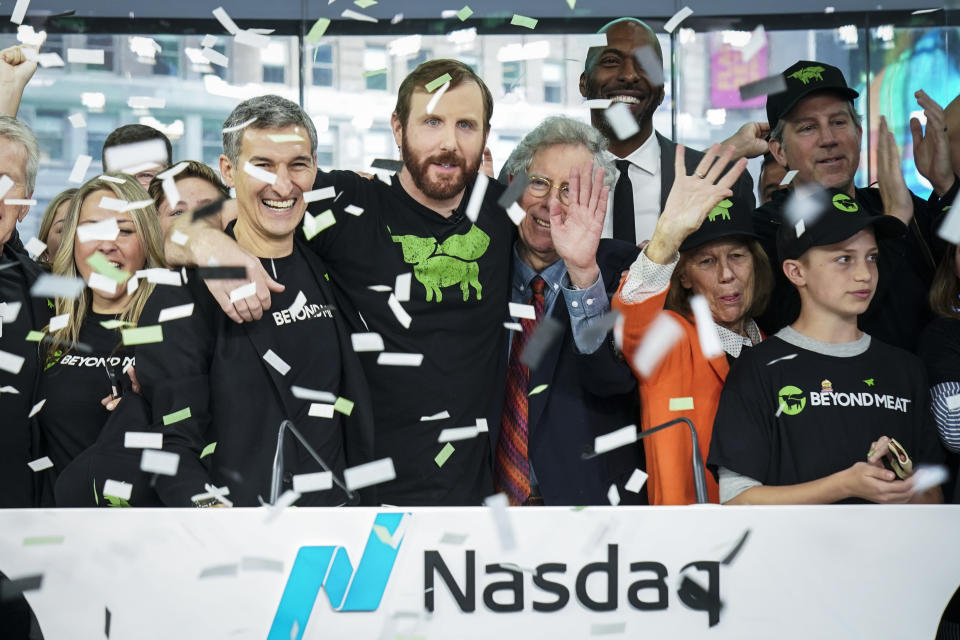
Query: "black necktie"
613 159 636 244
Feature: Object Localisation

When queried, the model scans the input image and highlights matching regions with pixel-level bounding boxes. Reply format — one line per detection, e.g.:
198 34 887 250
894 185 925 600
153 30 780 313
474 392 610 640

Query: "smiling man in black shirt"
165 61 513 505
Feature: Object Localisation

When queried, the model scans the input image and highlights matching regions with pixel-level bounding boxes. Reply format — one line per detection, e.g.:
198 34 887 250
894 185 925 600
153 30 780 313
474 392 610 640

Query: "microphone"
581 417 709 504
269 419 359 506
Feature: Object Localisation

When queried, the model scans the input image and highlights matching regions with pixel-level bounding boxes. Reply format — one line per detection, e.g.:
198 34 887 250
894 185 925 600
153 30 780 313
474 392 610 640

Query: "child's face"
795 228 879 320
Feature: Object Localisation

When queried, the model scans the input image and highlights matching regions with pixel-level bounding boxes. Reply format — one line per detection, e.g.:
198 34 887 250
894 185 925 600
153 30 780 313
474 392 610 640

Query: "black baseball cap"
766 60 859 131
776 188 905 261
679 193 759 252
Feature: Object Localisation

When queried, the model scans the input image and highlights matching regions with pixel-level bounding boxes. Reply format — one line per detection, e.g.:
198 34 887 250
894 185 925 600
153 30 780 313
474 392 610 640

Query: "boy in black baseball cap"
709 188 945 504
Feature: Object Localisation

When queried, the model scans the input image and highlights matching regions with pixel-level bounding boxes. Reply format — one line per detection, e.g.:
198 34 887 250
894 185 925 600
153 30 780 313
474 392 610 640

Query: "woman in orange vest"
612 144 773 504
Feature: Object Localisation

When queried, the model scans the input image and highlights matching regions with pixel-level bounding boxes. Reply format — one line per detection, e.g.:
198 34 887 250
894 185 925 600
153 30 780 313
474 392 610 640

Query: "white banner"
1 505 958 639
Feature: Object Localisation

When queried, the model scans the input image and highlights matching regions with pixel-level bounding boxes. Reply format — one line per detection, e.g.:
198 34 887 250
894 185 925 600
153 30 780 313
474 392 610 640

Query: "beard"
401 132 482 201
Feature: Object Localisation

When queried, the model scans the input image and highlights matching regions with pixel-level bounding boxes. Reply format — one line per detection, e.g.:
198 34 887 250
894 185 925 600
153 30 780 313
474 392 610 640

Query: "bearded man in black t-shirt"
165 61 515 505
708 188 944 504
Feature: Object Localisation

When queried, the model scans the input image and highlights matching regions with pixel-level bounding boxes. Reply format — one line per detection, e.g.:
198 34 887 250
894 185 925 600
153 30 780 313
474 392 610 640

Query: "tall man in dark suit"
497 116 642 506
580 18 758 245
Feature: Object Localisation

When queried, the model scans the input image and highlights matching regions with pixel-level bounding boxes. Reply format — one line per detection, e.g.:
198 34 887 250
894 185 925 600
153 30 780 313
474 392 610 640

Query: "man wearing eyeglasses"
498 116 642 506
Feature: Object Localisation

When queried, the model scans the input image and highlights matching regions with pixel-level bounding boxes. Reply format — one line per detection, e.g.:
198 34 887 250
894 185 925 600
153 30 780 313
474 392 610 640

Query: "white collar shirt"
601 131 662 244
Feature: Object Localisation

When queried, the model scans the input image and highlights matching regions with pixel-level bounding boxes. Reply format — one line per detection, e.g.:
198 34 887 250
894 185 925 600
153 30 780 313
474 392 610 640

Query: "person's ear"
16 205 28 223
391 112 404 151
677 265 692 289
782 258 805 288
578 72 588 99
769 137 788 168
219 154 236 188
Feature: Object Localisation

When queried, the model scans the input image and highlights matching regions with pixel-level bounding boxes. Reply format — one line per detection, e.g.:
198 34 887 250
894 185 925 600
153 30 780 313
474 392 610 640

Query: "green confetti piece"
163 406 192 425
668 397 694 411
25 330 45 342
200 441 217 459
23 535 64 546
425 73 452 92
303 210 336 241
435 442 455 467
529 383 548 396
99 319 133 329
571 505 588 511
121 325 163 346
456 5 473 20
306 18 331 44
566 0 575 8
105 495 130 508
510 14 538 29
86 251 132 284
354 0 377 7
334 396 355 416
363 68 387 78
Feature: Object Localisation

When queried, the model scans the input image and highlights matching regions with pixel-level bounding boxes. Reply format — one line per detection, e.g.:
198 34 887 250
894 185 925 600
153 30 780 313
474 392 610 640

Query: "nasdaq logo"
268 513 406 639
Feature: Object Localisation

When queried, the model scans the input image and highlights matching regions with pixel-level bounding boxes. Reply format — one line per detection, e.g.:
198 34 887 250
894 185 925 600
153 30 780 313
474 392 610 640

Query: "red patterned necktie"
495 275 546 506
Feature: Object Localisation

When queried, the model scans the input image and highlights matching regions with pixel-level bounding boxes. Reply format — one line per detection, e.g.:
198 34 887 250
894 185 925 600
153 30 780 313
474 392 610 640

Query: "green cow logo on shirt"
391 224 490 302
777 385 806 415
788 66 825 85
707 199 733 222
832 193 859 212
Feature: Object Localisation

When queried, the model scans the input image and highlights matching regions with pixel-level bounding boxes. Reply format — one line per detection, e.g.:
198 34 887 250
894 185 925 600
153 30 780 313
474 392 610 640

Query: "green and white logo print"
777 385 806 415
788 66 825 85
391 224 490 302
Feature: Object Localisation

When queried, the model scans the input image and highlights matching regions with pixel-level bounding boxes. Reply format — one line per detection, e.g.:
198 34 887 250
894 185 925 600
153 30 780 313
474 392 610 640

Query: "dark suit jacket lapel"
526 302 566 440
657 133 676 212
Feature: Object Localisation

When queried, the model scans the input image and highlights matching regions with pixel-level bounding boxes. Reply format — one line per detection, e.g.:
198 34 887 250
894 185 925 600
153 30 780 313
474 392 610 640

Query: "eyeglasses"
526 175 571 205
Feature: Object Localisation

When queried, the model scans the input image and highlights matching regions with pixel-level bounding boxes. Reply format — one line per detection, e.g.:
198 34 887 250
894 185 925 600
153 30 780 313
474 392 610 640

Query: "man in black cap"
709 188 944 505
754 59 958 351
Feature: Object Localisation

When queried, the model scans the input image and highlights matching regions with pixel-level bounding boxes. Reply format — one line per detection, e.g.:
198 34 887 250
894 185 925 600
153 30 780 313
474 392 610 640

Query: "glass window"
202 118 224 167
543 61 564 104
151 36 180 77
365 47 388 91
33 110 66 163
84 35 115 71
502 61 524 96
86 114 115 165
406 50 430 73
262 42 288 84
311 43 334 87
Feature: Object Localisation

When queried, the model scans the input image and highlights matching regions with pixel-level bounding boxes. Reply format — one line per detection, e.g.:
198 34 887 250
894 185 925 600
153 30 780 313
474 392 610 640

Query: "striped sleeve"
930 381 960 453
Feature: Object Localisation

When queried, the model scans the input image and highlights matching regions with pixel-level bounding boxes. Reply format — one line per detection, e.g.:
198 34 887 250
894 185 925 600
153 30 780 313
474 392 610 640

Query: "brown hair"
929 243 960 320
394 59 493 135
147 160 229 210
665 238 773 321
37 187 78 263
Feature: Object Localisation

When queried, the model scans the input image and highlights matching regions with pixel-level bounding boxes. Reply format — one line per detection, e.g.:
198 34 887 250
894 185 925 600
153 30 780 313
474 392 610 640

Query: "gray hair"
505 116 615 187
0 115 39 195
770 98 862 145
221 94 318 164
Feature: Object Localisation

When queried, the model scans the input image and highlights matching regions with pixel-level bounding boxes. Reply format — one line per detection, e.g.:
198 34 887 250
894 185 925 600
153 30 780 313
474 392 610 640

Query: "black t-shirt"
708 333 944 502
307 171 514 505
917 316 960 503
0 245 51 507
38 312 133 474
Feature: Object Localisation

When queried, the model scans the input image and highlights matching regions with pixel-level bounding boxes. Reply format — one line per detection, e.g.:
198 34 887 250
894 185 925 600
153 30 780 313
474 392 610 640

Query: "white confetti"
377 352 423 366
503 322 522 332
344 204 364 216
739 25 766 63
779 169 799 186
98 196 127 212
585 99 613 109
137 268 182 286
293 471 333 493
420 410 450 421
170 230 189 246
351 332 385 352
465 173 489 223
689 295 723 359
201 34 218 48
604 102 640 140
67 48 104 65
594 424 637 454
766 353 798 366
632 312 683 377
124 432 163 449
263 349 291 375
235 29 271 49
228 281 257 302
368 284 391 292
24 237 46 260
913 464 949 493
506 202 526 226
425 81 450 114
68 113 86 128
30 274 85 299
341 8 377 22
663 6 693 33
140 449 180 476
127 96 166 110
27 456 53 472
4 199 36 206
607 484 621 506
102 479 133 501
394 273 412 302
291 386 337 403
157 162 189 180
97 174 127 184
795 218 805 237
303 209 336 239
243 162 277 185
388 293 412 328
509 302 536 320
344 458 396 490
158 303 194 322
624 468 648 493
476 418 489 432
939 204 960 244
38 52 64 68
945 394 960 411
28 398 45 417
67 154 93 184
48 313 69 332
202 48 229 67
0 175 13 202
0 301 21 323
103 139 168 173
308 403 335 418
88 272 118 294
127 276 139 295
437 426 480 442
483 493 515 551
222 116 257 134
212 6 240 34
288 290 307 318
10 0 31 25
303 186 336 203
